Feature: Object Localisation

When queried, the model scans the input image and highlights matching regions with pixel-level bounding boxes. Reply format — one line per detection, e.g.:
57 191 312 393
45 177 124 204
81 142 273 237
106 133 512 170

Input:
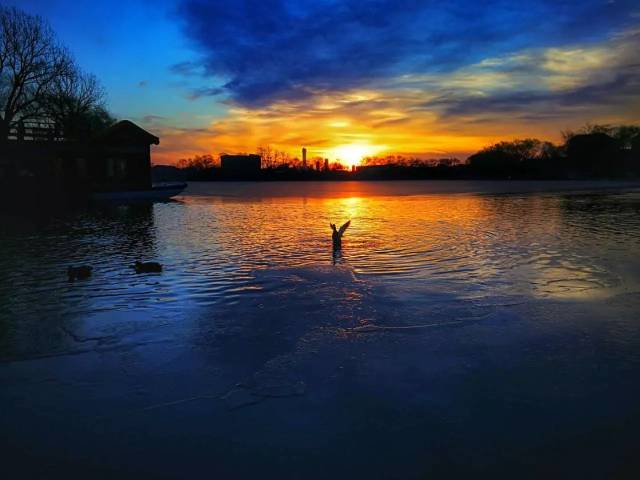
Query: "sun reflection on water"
176 186 637 301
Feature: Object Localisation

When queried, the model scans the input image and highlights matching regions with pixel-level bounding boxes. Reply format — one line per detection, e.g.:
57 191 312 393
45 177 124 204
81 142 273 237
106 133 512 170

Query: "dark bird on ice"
132 261 163 273
67 265 92 281
330 220 351 251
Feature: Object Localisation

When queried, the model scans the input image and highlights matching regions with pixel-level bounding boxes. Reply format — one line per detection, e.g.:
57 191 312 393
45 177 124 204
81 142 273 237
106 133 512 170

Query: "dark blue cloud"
176 0 639 106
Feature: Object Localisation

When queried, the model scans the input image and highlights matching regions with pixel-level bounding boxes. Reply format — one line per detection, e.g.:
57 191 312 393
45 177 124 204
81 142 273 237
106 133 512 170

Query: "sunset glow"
15 0 640 165
330 143 385 168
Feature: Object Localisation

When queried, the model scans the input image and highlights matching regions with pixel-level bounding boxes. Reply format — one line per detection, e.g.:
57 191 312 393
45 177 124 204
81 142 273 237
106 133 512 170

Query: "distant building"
324 158 329 171
220 154 261 174
302 147 307 168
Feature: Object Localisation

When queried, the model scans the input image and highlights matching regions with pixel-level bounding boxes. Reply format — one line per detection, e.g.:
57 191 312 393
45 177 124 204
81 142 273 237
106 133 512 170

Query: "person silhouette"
330 220 351 251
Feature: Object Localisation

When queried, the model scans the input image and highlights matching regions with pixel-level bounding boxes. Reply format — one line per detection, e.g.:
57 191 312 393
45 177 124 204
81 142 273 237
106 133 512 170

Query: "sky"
11 0 640 165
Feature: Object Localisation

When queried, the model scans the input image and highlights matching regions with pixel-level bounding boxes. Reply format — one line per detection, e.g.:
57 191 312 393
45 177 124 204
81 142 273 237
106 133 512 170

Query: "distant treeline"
466 124 640 179
154 124 640 182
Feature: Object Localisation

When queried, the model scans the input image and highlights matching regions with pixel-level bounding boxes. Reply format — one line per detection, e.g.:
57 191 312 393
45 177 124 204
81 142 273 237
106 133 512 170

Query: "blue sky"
11 0 640 163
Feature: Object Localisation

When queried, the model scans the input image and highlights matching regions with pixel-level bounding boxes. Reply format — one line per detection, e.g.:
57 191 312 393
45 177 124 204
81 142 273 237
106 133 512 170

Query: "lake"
2 181 640 478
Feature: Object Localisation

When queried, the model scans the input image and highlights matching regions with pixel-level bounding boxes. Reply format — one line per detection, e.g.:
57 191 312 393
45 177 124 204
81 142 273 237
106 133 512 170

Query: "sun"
331 143 384 168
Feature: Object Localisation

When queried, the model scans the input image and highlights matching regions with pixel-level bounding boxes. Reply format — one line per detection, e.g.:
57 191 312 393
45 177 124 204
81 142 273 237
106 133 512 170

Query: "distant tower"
302 147 307 168
315 160 320 171
324 158 329 171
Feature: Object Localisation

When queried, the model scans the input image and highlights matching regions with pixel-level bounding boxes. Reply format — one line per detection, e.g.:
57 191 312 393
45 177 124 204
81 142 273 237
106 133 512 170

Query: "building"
220 154 261 174
0 120 159 199
92 120 159 191
302 147 307 168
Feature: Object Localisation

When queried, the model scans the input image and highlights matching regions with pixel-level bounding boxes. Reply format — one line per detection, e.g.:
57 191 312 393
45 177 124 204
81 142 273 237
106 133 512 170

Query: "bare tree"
257 145 274 168
41 66 107 138
176 154 218 170
0 6 72 139
257 145 292 168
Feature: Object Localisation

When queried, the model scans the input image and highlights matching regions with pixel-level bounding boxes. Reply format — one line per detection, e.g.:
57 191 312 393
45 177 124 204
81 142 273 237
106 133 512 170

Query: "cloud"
427 73 639 118
169 61 202 76
176 0 639 106
153 27 637 163
418 28 640 119
141 115 166 124
187 86 225 100
150 3 640 164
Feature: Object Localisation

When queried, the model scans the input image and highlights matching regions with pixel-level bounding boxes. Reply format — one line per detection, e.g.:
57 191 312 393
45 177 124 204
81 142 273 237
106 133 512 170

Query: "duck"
132 261 163 273
68 265 92 281
330 220 351 251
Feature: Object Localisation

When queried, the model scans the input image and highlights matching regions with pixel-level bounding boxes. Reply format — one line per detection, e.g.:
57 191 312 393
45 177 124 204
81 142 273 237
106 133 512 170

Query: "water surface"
1 181 640 478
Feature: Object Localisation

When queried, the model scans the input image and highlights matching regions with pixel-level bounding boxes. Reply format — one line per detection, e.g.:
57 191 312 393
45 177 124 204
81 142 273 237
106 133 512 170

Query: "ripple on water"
1 188 639 327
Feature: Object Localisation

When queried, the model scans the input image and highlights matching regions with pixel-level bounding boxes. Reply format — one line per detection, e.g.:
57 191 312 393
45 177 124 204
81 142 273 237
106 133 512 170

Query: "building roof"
95 120 160 145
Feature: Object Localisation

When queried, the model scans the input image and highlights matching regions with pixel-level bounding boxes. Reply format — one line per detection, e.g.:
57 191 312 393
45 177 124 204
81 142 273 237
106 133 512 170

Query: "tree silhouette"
176 154 218 170
40 67 111 139
0 6 72 139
